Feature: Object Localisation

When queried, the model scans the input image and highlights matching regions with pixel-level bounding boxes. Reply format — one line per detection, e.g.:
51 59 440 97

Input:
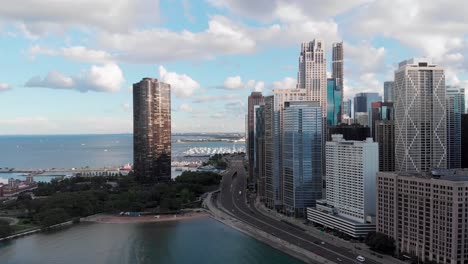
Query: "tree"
366 232 396 255
0 220 14 238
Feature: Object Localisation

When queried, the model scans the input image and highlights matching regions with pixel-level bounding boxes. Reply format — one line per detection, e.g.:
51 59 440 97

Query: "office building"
462 114 468 168
371 102 394 139
394 58 446 173
342 99 352 119
307 135 378 238
297 40 327 116
384 81 394 102
255 105 266 202
354 92 382 134
355 112 369 126
375 121 395 172
446 87 465 169
133 78 171 182
247 92 264 182
377 170 468 264
332 42 344 122
327 78 342 126
327 124 370 141
283 102 322 216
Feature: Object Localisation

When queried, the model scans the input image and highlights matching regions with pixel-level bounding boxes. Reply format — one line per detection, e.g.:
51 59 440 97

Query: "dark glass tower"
326 78 342 126
133 78 171 182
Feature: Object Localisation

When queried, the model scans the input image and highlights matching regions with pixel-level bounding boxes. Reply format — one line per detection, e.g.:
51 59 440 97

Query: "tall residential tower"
332 42 344 122
133 78 171 182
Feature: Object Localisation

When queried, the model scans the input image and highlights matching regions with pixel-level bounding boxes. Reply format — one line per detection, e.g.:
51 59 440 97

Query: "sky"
0 0 467 134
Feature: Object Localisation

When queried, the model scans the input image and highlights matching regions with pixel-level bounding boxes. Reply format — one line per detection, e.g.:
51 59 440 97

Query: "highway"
216 156 379 264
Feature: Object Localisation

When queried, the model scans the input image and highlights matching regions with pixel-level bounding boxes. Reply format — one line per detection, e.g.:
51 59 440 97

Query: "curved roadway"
217 156 379 264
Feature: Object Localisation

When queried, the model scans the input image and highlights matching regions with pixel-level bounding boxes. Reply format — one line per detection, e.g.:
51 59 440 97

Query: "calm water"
0 134 244 169
0 218 304 264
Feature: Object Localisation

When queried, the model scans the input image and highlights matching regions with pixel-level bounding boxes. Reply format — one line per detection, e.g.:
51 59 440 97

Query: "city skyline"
1 1 468 134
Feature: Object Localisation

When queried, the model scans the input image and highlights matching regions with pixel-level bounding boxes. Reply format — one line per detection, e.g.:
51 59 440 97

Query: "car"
356 255 365 262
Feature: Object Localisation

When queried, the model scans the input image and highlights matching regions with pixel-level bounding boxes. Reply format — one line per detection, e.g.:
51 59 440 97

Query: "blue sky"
0 0 467 134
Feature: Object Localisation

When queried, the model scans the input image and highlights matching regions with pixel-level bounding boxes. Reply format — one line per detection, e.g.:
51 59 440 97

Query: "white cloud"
272 77 297 90
0 0 159 36
30 45 113 64
122 103 131 112
0 82 12 91
25 63 124 93
192 94 241 103
179 103 193 112
158 66 200 98
224 76 244 89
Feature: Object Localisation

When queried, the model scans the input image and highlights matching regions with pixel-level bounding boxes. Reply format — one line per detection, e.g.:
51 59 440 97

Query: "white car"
356 255 365 262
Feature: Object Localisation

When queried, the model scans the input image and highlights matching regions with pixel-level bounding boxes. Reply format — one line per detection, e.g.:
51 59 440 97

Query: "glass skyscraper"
446 86 465 169
327 78 342 126
282 101 322 217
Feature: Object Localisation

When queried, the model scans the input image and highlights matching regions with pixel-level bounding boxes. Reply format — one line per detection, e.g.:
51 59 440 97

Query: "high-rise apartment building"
384 81 395 102
133 78 171 182
377 170 468 264
463 114 468 168
283 101 322 216
446 86 465 169
307 135 378 238
247 92 264 182
332 42 344 122
327 78 342 126
355 112 369 127
297 40 327 116
375 121 395 172
394 58 446 173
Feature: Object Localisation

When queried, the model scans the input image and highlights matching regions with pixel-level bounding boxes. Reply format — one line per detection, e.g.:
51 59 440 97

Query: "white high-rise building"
395 58 447 174
297 40 327 116
307 135 378 238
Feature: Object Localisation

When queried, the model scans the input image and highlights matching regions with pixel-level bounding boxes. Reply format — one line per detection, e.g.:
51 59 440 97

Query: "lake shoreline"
82 212 209 224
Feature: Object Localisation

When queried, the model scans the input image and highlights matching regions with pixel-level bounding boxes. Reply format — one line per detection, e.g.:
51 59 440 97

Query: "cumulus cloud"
29 45 113 63
272 77 297 90
192 94 241 103
158 66 199 98
0 82 12 92
220 76 264 91
25 63 124 93
0 0 159 36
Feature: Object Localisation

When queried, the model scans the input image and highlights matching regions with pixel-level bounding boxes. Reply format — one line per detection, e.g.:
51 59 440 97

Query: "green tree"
0 220 14 238
366 232 395 255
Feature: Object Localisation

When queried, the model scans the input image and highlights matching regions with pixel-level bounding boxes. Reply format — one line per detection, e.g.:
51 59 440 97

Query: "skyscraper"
282 101 322 217
326 78 342 126
383 81 394 102
446 86 465 169
371 102 394 139
297 40 327 116
133 78 171 182
327 124 370 141
395 58 446 173
342 99 352 118
462 114 468 168
255 105 266 201
307 135 378 238
374 121 395 172
353 92 382 133
247 92 264 183
332 42 344 122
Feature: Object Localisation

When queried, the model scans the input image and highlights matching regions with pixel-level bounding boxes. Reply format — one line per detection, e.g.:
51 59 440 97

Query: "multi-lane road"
215 156 379 264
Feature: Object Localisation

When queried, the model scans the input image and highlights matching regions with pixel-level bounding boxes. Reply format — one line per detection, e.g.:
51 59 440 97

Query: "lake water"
0 218 304 264
0 134 244 169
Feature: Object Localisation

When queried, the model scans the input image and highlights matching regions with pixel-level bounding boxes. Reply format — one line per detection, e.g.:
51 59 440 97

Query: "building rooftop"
399 169 468 182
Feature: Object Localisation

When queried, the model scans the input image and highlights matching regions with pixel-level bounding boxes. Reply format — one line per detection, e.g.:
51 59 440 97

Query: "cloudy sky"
0 0 467 134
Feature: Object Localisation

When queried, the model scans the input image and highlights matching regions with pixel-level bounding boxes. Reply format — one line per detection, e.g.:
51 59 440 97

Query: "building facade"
463 114 468 168
247 92 264 183
255 105 266 201
307 135 378 238
354 92 382 134
133 78 171 182
446 87 465 169
283 102 323 216
375 121 395 172
343 99 352 119
371 102 394 139
327 78 342 126
394 58 447 174
297 40 327 117
384 81 395 102
332 42 344 122
377 170 468 264
327 124 370 141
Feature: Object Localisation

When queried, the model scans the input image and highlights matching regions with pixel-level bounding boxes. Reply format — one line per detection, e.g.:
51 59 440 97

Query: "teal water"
0 218 304 264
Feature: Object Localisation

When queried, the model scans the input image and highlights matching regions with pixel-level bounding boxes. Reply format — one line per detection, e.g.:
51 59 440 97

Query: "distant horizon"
0 132 246 137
